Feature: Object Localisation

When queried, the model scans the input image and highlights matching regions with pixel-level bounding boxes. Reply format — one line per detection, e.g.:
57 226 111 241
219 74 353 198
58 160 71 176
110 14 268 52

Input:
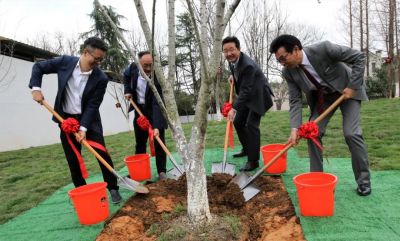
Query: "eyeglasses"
223 47 238 54
276 52 290 63
87 51 104 63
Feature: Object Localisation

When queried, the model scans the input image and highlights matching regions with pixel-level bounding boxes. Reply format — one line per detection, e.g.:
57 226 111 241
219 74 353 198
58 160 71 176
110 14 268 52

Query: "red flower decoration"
298 121 323 150
221 102 232 117
61 118 80 134
137 115 150 131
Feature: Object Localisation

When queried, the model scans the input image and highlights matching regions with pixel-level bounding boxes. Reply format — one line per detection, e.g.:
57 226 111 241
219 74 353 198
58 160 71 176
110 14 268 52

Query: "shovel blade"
230 172 251 188
167 165 185 180
242 183 261 202
118 176 149 194
211 162 236 176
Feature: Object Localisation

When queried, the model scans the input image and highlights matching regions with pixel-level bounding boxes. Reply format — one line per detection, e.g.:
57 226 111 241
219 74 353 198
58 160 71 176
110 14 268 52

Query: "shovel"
211 81 236 176
41 100 149 194
128 99 185 179
232 94 346 201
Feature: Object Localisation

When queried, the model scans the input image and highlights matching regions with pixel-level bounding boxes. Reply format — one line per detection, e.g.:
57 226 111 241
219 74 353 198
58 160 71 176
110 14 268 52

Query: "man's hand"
75 130 86 143
288 128 300 146
124 93 132 100
32 90 44 104
227 108 236 121
153 128 159 137
342 88 355 100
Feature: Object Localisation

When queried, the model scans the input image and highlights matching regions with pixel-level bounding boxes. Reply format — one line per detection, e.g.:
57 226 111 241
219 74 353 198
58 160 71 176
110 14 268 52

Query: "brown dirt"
96 173 305 241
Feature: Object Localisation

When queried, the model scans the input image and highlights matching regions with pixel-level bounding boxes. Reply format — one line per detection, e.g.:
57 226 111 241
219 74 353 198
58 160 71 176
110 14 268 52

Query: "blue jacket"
29 55 109 134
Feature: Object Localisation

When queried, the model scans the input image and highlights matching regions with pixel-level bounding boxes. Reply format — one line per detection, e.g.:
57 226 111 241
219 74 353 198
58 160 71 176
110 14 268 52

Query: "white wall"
0 55 130 152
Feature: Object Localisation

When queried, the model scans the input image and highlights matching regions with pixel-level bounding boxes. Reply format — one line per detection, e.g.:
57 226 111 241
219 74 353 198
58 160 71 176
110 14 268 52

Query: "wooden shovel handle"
41 100 115 173
314 94 345 124
129 99 144 116
229 81 234 104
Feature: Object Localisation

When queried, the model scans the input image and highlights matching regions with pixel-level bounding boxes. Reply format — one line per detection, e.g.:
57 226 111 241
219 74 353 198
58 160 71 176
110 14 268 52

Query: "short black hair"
138 50 151 59
222 36 240 49
83 37 108 52
269 34 302 54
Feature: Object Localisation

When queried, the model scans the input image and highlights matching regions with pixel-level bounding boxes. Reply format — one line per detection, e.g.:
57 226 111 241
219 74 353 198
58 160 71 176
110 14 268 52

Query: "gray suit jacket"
282 41 368 128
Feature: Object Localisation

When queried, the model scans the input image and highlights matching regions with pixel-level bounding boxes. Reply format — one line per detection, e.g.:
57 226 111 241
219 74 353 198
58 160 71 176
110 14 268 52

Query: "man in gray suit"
269 34 371 196
223 36 274 171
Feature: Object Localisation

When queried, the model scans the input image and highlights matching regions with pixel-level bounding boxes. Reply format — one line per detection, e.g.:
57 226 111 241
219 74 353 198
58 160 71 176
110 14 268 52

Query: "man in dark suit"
123 51 168 180
222 36 274 171
29 37 122 203
269 34 371 196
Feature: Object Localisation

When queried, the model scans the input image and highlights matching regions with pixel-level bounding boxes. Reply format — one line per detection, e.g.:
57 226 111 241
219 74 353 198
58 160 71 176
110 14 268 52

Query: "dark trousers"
133 110 167 174
233 107 262 163
60 117 118 190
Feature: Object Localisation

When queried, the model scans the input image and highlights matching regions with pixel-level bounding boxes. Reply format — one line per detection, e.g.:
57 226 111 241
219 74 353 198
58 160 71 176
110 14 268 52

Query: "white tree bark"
96 0 241 228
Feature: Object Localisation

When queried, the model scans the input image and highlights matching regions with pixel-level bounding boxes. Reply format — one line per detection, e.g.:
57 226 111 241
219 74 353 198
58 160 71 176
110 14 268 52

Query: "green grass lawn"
0 98 398 224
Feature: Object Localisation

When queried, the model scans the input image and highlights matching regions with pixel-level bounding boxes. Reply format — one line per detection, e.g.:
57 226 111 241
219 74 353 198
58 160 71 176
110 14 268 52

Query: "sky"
0 0 348 46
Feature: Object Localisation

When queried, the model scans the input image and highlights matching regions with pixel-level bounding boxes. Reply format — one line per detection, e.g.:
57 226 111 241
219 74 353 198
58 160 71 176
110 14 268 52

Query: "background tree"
81 2 129 74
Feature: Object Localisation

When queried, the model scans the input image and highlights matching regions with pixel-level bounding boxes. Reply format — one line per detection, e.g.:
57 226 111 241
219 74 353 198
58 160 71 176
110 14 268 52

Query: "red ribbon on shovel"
60 118 110 179
136 115 156 157
221 102 234 149
297 121 323 150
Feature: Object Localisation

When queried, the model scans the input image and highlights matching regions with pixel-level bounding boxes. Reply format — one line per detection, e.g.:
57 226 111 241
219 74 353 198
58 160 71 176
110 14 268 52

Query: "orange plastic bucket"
261 144 287 174
293 172 338 216
124 153 151 181
68 182 109 225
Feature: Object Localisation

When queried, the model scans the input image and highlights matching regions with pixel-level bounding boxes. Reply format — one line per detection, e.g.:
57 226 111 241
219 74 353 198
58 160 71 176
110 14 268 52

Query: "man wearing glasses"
29 37 123 204
222 36 274 172
269 34 371 196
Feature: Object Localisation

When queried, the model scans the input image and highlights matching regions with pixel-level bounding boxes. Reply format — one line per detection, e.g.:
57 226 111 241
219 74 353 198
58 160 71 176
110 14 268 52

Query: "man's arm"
324 41 366 90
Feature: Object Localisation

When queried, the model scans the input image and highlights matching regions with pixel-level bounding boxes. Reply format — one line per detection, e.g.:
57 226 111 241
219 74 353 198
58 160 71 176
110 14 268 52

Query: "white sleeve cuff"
32 87 41 91
79 126 87 132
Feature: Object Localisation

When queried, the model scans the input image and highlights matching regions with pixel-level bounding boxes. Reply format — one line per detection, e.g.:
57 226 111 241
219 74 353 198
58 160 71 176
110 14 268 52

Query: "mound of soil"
97 174 305 241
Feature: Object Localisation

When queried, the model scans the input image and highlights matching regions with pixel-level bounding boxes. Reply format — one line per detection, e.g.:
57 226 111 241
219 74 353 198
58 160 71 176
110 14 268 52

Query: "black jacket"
123 63 167 129
230 52 274 115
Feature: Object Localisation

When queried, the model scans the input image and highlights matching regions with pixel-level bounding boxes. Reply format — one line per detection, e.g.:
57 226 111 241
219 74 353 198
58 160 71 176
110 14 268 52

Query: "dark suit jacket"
29 55 108 134
230 52 274 115
123 63 167 129
282 41 368 128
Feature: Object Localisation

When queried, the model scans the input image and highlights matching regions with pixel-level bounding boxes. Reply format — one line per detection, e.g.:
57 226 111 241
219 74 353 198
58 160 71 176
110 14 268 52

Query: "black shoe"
109 189 122 204
158 172 167 181
239 161 259 172
356 184 371 196
233 150 247 158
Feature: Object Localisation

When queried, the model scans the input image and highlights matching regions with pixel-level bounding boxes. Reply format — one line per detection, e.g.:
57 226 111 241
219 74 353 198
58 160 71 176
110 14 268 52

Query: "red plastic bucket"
293 172 338 216
261 144 287 174
124 153 151 181
68 182 109 225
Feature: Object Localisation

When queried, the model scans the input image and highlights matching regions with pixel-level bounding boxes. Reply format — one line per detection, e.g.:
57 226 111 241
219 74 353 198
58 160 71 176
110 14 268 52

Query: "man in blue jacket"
123 51 168 181
29 37 122 203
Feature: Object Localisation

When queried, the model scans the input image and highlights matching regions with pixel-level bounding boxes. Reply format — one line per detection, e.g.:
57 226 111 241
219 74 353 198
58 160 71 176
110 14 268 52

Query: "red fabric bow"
221 102 232 118
136 115 155 156
61 118 89 179
297 121 323 150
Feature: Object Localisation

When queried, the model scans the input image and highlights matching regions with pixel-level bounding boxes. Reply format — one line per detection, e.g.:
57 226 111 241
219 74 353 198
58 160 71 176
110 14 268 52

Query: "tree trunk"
349 0 353 48
388 0 395 97
97 0 241 228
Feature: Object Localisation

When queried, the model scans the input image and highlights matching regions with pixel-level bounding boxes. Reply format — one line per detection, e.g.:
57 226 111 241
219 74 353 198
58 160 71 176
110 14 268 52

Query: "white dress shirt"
136 72 147 104
32 59 91 131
